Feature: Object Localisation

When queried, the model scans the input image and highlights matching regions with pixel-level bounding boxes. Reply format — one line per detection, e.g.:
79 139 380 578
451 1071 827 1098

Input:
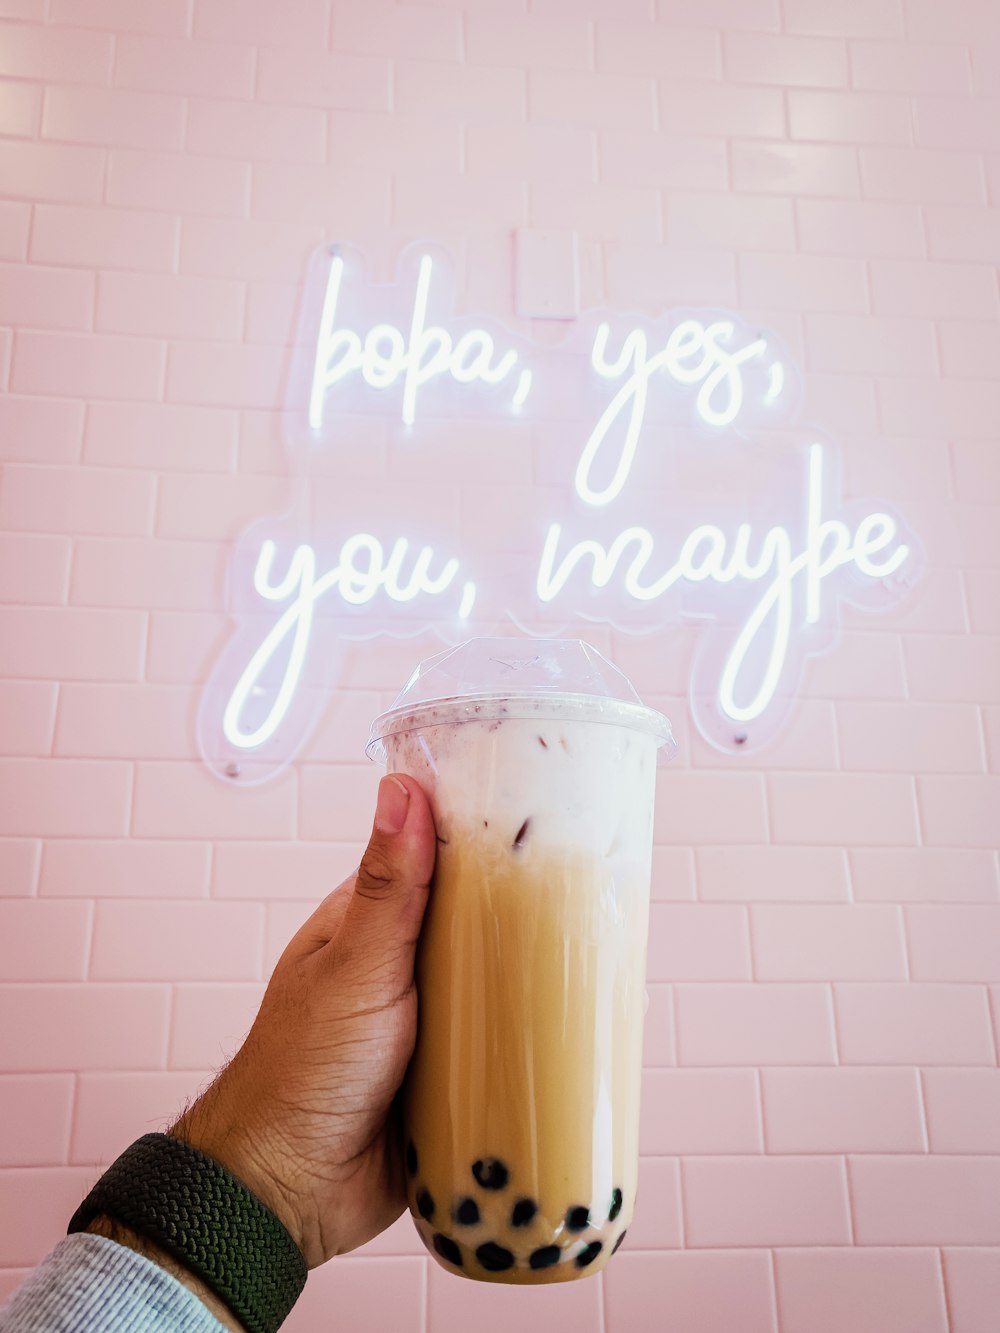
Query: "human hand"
169 773 436 1271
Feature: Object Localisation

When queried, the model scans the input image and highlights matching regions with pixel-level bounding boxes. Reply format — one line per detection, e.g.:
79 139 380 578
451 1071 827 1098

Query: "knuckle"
354 850 395 902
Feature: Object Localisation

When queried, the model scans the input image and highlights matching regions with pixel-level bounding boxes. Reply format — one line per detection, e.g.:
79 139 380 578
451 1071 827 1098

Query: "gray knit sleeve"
0 1233 228 1332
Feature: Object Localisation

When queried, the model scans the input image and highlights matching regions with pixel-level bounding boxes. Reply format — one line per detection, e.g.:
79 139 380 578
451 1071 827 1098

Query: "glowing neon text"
309 253 531 431
223 536 474 749
539 444 909 723
577 319 783 506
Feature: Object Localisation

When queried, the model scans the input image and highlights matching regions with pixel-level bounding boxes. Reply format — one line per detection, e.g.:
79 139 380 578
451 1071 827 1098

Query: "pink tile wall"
0 2 998 1330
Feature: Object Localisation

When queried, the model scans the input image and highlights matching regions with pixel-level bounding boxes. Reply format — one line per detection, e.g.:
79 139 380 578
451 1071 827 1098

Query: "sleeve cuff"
0 1232 228 1332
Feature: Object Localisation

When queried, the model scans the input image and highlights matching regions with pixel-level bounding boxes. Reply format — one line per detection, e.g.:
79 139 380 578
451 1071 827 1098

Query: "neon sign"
198 244 919 782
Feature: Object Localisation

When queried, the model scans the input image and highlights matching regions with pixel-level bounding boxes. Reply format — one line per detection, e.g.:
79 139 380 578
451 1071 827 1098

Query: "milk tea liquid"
384 700 657 1283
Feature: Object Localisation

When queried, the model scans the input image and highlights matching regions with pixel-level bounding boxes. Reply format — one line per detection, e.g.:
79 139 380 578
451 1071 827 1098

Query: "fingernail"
375 776 410 834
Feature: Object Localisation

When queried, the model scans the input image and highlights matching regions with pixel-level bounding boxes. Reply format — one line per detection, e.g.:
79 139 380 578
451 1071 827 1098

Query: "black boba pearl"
472 1157 509 1190
511 1198 538 1227
609 1187 623 1221
575 1241 603 1269
405 1141 418 1177
565 1205 590 1232
416 1188 435 1222
454 1197 480 1226
433 1233 462 1267
529 1245 561 1270
476 1242 515 1272
612 1230 628 1255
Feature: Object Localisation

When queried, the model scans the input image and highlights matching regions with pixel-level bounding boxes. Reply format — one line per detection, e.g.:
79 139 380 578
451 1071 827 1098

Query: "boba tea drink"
367 640 671 1284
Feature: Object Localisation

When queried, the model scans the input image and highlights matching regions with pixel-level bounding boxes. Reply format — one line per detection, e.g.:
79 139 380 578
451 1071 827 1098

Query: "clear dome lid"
366 637 675 762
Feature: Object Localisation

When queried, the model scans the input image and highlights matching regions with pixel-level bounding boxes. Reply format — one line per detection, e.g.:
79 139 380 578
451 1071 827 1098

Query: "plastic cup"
367 639 672 1284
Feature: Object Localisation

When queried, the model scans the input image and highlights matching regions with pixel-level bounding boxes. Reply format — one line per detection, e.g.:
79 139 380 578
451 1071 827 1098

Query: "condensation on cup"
367 639 673 1284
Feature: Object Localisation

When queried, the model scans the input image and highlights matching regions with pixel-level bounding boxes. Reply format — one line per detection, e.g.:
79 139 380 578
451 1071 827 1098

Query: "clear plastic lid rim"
366 691 674 762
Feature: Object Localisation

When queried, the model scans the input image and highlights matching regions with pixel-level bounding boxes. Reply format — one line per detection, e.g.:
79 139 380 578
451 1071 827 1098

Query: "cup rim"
366 691 675 762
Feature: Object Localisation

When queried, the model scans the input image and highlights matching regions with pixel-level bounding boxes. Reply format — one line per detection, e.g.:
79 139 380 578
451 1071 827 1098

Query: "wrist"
68 1134 308 1332
169 1085 309 1261
85 1214 245 1332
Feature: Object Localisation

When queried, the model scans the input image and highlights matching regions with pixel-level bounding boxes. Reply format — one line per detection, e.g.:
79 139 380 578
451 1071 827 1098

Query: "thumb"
347 774 437 948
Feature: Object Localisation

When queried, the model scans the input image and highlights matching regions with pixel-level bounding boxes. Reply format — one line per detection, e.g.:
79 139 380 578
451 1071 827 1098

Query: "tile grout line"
66 1069 81 1169
828 981 842 1066
82 897 97 985
900 900 914 982
936 1246 955 1333
205 839 216 901
161 981 174 1071
669 981 680 1069
754 1064 766 1155
916 1066 931 1154
841 1153 855 1246
767 1246 781 1333
983 983 1000 1068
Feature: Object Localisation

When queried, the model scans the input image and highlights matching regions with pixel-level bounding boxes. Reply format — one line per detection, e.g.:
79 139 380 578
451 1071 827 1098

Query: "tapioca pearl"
612 1230 627 1255
529 1245 561 1270
433 1234 463 1268
511 1198 537 1228
476 1242 515 1273
609 1188 623 1221
405 1141 418 1177
565 1205 590 1232
454 1197 480 1226
472 1157 509 1190
575 1241 603 1269
416 1188 435 1222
